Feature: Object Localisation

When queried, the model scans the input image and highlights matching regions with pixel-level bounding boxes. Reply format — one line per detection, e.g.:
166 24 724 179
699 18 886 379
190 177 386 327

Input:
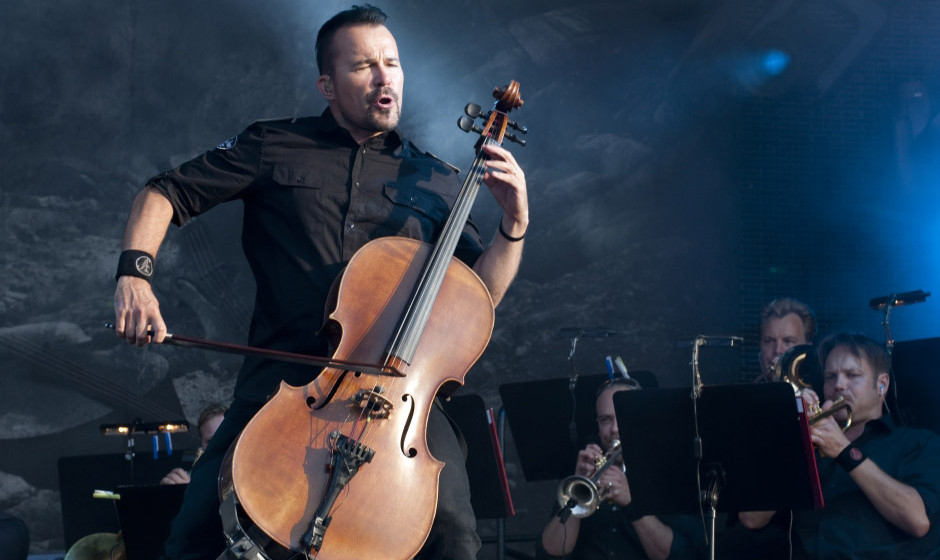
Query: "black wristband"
116 250 155 283
835 445 866 472
498 221 525 242
620 502 640 521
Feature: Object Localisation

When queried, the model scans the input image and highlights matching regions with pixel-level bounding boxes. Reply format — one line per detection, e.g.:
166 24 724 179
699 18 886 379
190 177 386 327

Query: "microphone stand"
682 334 742 560
870 289 931 423
559 327 616 445
566 332 582 446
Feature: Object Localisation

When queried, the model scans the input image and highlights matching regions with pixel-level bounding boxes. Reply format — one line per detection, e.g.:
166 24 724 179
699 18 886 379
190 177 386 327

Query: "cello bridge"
353 386 393 419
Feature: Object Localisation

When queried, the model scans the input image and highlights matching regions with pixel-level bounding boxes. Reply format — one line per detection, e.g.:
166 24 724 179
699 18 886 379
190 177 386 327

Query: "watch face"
135 255 153 277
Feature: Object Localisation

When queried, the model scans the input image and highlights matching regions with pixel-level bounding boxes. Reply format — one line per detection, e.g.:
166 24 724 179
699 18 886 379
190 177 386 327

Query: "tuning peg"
505 133 527 147
457 116 483 134
507 119 528 134
464 103 482 118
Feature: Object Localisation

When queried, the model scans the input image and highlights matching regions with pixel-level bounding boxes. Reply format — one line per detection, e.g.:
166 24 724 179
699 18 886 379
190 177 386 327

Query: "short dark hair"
315 4 389 76
817 332 891 382
760 298 817 342
197 403 227 433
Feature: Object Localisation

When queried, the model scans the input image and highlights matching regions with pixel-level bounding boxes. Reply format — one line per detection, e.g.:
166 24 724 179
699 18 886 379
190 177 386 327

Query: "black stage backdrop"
1 0 939 554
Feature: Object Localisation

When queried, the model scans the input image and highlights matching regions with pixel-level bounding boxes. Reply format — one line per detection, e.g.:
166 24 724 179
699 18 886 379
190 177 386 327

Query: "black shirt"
537 504 704 560
148 109 485 401
793 416 940 559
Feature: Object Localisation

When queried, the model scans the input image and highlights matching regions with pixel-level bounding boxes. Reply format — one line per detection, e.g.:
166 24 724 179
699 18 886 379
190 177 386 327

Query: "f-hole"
307 370 349 410
399 394 417 457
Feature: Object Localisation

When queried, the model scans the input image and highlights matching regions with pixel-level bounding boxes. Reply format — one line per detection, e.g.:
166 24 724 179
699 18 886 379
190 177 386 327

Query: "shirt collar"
317 108 406 152
861 414 895 438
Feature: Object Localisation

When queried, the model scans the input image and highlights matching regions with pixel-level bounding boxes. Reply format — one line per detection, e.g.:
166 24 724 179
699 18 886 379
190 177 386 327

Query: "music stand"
57 451 194 549
440 394 514 519
115 484 187 560
891 337 940 435
499 373 657 482
613 383 822 560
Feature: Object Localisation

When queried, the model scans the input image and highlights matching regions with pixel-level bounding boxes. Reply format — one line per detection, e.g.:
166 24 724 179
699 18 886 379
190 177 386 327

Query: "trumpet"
556 440 623 519
808 395 853 431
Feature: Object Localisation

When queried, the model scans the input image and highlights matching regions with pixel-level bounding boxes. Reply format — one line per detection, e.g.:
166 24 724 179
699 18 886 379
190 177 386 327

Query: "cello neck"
386 82 524 365
384 138 494 364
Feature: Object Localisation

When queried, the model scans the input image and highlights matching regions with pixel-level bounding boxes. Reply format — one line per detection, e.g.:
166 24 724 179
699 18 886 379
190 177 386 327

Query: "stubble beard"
363 88 401 132
365 105 400 132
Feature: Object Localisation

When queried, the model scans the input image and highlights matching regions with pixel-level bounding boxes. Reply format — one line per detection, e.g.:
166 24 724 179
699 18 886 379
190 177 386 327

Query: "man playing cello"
113 5 528 559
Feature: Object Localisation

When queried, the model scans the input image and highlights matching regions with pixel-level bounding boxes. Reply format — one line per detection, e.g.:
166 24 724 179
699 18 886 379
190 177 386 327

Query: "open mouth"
371 89 397 110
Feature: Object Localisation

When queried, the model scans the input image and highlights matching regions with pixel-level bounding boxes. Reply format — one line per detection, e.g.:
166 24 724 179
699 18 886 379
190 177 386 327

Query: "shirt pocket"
271 165 324 189
380 182 453 241
264 165 341 240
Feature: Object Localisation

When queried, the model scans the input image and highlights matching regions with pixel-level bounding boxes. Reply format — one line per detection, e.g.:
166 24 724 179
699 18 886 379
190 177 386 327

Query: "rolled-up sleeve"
147 123 264 226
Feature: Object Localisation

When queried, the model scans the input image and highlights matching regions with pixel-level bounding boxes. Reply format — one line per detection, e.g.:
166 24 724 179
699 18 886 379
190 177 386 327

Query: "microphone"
675 335 743 348
869 290 930 310
558 327 617 339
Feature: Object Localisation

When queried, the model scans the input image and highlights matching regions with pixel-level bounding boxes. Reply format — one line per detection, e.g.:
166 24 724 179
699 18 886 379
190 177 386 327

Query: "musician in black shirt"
538 380 703 560
113 6 528 560
742 333 940 558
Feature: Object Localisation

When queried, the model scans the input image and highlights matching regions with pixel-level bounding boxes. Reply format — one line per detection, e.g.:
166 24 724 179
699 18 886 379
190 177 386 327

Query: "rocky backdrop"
1 0 938 553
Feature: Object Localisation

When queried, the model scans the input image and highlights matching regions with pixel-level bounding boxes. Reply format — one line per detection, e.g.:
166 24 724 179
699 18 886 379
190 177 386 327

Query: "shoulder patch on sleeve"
423 151 461 175
216 135 238 150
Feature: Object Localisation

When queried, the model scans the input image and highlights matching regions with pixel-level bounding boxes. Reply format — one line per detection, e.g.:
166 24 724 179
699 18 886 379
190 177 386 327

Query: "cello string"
356 135 496 453
382 127 495 363
351 111 505 457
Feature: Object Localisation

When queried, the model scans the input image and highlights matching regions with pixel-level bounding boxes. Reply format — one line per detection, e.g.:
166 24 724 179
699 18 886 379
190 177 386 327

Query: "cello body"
219 80 524 560
225 237 494 559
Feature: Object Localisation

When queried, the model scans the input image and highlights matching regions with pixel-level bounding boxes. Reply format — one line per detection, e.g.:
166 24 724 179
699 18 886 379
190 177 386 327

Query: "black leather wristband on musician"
498 221 525 242
620 502 640 521
116 249 155 283
835 445 866 472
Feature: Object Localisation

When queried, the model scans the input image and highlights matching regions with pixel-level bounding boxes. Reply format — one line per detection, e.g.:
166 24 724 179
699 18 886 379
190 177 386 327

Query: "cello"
214 81 526 559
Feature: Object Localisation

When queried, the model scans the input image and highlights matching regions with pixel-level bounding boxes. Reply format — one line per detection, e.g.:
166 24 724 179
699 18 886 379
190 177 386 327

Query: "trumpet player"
721 297 820 559
538 379 702 560
742 333 940 558
756 298 817 383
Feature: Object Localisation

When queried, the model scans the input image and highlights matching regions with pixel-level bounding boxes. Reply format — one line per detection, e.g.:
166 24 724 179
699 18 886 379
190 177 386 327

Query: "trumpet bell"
555 440 622 519
556 475 601 518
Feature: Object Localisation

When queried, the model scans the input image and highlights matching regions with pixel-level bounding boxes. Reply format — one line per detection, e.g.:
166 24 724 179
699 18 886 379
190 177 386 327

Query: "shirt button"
348 222 355 230
409 195 417 204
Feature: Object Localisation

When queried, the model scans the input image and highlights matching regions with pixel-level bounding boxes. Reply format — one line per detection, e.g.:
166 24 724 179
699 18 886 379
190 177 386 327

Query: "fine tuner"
458 100 528 146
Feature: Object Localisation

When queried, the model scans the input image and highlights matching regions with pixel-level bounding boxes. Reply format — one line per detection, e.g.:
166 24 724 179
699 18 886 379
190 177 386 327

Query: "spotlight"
761 50 790 77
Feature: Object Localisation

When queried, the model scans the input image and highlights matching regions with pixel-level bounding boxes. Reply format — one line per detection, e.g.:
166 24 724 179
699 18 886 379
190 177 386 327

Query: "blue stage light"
761 50 790 77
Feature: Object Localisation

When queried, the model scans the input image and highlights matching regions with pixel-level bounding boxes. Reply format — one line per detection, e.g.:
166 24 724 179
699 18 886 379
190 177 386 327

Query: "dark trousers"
162 397 479 560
